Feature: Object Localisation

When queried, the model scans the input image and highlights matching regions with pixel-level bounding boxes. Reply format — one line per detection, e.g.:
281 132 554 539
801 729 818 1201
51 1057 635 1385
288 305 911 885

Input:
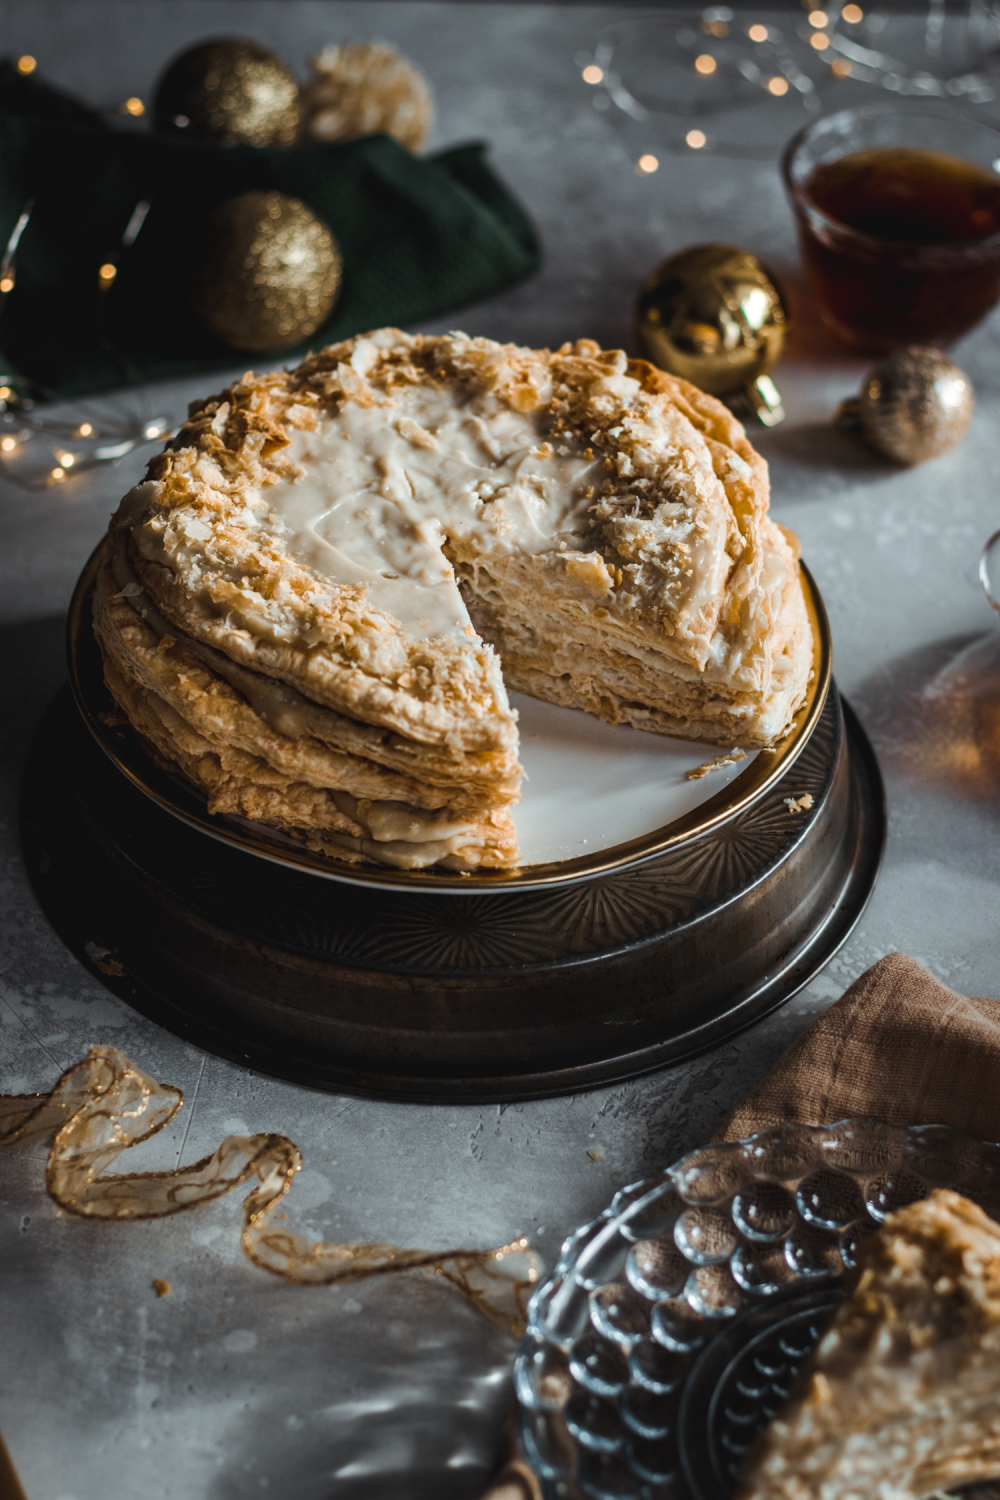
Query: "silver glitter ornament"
837 346 974 465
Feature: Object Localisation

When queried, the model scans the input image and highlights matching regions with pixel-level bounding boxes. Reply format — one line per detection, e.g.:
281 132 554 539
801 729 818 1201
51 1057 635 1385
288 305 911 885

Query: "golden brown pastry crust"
94 565 517 871
736 1189 1000 1500
94 561 514 813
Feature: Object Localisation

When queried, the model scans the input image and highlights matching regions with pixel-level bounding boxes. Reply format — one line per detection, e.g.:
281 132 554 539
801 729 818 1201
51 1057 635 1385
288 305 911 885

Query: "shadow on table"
757 418 897 479
752 260 904 486
206 1281 515 1500
0 613 68 799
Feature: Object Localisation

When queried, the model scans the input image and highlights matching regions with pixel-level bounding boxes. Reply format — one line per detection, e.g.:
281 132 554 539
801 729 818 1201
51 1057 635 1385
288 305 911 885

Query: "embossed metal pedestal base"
20 685 883 1102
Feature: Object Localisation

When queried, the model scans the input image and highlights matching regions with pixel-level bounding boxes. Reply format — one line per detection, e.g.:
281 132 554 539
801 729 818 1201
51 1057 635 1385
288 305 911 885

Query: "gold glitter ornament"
837 346 974 464
301 41 432 151
636 243 789 426
192 191 342 353
153 37 300 148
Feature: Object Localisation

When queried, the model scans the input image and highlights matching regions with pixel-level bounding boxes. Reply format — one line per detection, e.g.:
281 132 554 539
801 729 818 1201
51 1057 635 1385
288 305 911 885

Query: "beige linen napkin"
482 951 1000 1498
719 951 1000 1142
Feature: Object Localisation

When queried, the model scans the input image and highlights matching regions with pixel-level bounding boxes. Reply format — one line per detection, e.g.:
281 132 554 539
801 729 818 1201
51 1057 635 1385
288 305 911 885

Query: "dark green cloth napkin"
0 62 541 399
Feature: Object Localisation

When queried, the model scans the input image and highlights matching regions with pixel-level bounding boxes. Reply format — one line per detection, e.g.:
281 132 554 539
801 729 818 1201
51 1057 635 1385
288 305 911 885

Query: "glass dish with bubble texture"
515 1118 1000 1500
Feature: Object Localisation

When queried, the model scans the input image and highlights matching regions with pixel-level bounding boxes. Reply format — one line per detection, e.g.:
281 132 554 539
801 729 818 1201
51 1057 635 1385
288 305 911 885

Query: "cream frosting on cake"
94 329 813 871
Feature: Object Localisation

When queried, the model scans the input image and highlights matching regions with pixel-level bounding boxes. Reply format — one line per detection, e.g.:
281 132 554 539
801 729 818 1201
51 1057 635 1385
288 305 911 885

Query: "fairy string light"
581 0 1000 154
0 200 32 306
0 197 175 490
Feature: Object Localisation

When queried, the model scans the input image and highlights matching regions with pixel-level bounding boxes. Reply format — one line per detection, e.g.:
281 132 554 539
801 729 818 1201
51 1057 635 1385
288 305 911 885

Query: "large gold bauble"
837 346 974 465
301 42 432 151
192 191 342 353
154 38 300 148
636 243 789 426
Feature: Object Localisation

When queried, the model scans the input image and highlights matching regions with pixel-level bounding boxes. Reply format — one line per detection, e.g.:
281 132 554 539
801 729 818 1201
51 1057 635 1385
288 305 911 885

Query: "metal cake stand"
20 667 884 1100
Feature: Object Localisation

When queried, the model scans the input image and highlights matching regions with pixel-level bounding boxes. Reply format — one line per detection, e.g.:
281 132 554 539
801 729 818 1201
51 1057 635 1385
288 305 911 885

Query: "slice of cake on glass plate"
736 1188 1000 1500
94 329 812 872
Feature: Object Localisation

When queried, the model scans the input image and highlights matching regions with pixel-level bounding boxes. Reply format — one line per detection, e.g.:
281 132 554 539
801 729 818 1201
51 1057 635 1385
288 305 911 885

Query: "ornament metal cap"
635 243 789 425
836 346 974 465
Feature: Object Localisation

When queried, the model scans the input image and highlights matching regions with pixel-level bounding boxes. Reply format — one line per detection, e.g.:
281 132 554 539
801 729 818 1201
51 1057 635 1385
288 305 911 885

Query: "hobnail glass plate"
516 1118 1000 1500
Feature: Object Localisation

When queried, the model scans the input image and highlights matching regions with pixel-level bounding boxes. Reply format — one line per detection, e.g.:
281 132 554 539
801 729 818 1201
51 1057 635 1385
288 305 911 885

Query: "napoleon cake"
735 1188 1000 1500
94 329 812 872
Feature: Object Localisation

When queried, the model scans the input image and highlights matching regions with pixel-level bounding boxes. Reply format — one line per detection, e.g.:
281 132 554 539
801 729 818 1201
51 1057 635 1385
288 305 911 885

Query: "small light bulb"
694 53 717 75
16 55 36 76
832 57 853 75
636 153 660 174
51 467 65 481
842 3 863 21
98 262 118 287
123 96 145 116
582 64 604 84
748 24 769 42
76 423 94 438
811 31 830 48
686 129 707 149
57 451 75 467
144 423 163 439
809 10 829 26
0 387 10 401
768 75 790 94
0 276 13 294
1 436 17 452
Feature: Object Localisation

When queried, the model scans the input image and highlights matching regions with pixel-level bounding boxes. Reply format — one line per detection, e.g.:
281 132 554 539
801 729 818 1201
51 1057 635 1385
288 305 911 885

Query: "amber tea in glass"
783 105 1000 354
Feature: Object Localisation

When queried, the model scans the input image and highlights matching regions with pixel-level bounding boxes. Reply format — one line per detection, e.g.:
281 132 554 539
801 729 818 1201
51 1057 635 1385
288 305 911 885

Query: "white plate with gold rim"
68 541 831 895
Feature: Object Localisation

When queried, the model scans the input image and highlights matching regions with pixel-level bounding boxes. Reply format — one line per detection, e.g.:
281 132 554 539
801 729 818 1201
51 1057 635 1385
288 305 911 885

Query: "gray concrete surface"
2 4 1000 1497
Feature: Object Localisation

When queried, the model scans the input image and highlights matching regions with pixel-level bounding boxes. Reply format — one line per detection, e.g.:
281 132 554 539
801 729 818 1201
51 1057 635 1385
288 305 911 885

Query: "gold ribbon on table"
0 1045 539 1334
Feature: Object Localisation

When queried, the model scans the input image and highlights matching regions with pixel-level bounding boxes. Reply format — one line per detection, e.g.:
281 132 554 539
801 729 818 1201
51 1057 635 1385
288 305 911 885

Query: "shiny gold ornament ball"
636 243 789 425
192 191 342 353
837 347 974 464
154 38 300 147
301 42 433 151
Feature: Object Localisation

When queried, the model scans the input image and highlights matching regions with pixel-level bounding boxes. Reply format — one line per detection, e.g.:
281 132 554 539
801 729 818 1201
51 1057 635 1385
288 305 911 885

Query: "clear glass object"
981 526 1000 616
827 0 1000 100
783 102 1000 352
580 4 1000 160
516 1118 1000 1500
